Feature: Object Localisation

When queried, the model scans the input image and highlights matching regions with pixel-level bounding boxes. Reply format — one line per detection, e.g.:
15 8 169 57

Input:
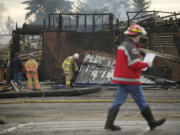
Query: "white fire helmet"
141 27 147 36
74 53 79 59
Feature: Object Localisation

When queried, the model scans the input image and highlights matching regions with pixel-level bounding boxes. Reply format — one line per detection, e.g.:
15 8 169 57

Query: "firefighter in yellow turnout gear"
25 54 41 90
62 53 79 87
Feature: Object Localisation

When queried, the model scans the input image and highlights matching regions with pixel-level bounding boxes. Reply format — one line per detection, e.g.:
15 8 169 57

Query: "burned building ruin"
2 11 180 84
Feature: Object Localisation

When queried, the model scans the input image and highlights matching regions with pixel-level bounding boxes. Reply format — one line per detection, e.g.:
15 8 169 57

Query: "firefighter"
104 24 166 131
25 54 41 90
62 53 79 87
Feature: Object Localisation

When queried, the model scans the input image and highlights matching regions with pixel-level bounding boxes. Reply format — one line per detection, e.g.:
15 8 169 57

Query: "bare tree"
0 2 6 34
0 2 5 17
6 16 15 34
133 0 151 10
22 0 73 24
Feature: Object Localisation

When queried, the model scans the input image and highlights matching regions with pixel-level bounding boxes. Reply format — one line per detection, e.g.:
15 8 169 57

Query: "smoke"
22 0 73 25
73 0 138 20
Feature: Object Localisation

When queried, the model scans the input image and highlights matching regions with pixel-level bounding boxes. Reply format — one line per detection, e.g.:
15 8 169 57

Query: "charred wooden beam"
140 48 180 64
49 13 113 16
18 50 42 62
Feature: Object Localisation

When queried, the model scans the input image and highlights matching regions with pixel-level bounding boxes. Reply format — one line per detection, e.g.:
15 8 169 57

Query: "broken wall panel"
75 53 115 84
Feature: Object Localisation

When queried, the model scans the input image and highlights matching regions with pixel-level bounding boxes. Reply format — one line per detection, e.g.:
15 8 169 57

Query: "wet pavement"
0 89 180 135
0 120 180 135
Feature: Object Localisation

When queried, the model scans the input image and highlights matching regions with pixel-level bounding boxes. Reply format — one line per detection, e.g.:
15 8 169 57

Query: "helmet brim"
124 30 138 36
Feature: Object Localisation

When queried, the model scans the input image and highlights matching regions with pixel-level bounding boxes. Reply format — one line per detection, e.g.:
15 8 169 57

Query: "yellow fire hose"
0 99 180 104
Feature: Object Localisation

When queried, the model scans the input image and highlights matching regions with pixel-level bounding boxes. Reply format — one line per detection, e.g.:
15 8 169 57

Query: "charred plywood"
75 53 155 84
42 32 62 81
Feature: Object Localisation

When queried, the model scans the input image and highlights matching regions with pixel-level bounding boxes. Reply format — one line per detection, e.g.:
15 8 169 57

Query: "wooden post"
109 14 113 31
93 14 95 32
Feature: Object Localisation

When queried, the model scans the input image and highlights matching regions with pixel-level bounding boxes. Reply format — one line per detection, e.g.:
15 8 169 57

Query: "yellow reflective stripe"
63 64 71 68
64 68 70 72
113 77 140 82
66 81 71 86
64 56 74 65
131 28 142 33
27 67 36 71
64 60 71 65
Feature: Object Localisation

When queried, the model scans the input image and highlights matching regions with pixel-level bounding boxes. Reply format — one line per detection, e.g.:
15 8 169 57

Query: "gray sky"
150 0 180 12
0 0 180 32
1 0 26 26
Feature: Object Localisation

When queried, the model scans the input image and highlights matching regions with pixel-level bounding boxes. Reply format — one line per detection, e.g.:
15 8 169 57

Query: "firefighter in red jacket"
104 24 166 131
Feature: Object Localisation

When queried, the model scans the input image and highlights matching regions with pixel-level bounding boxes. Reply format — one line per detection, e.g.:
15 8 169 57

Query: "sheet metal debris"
75 53 115 84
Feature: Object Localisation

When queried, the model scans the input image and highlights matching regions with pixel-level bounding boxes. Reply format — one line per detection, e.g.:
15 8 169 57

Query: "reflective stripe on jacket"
25 59 38 77
112 38 148 85
62 56 78 72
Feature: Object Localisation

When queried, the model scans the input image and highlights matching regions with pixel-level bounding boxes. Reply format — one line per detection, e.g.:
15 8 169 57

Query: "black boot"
104 107 121 131
141 106 166 130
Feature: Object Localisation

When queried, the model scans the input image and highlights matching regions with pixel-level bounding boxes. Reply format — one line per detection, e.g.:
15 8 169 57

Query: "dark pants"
13 72 22 86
